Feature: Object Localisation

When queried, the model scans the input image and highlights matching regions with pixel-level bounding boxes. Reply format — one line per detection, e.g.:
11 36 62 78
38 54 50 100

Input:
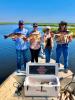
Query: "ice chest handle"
26 63 58 76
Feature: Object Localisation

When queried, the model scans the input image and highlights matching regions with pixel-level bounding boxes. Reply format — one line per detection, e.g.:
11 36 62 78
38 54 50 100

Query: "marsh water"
0 24 75 84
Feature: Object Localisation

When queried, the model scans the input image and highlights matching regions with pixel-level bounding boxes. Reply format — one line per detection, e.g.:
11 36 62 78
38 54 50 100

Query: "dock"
0 58 75 100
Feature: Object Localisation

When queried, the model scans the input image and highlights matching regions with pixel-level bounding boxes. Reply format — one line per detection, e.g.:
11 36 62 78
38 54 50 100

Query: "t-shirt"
13 28 29 50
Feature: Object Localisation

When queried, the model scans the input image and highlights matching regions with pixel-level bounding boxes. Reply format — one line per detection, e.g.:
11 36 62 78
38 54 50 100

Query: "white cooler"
24 63 60 97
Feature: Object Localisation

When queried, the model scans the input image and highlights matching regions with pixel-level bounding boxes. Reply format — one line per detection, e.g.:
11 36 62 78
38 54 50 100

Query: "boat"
0 58 75 100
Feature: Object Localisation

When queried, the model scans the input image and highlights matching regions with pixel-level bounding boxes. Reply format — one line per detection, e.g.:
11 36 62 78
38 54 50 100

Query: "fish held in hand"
28 33 41 41
4 33 26 39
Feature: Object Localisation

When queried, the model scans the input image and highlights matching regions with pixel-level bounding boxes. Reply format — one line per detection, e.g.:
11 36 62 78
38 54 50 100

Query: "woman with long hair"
55 21 72 73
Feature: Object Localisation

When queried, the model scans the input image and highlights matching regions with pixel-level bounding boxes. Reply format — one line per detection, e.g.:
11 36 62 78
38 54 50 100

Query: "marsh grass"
0 22 75 37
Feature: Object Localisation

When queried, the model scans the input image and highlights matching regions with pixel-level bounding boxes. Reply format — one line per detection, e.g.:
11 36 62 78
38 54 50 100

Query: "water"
0 24 75 84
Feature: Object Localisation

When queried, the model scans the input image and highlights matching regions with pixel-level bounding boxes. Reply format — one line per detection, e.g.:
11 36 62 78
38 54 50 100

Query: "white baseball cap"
45 26 51 30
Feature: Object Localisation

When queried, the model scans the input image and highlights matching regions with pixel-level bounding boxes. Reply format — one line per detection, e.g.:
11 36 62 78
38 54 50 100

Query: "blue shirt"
13 28 29 50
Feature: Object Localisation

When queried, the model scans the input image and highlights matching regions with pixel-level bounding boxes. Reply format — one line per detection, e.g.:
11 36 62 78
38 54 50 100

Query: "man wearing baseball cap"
12 20 31 72
18 20 24 24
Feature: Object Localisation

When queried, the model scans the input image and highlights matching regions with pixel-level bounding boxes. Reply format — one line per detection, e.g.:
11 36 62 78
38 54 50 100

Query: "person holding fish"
4 20 31 72
43 26 54 63
29 23 41 62
55 21 72 73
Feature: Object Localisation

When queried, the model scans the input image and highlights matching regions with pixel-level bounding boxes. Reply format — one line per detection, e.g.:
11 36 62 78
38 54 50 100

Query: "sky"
0 0 75 23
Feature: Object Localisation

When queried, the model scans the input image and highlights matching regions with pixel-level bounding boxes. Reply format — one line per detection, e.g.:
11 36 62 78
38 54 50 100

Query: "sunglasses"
33 26 38 28
19 23 24 25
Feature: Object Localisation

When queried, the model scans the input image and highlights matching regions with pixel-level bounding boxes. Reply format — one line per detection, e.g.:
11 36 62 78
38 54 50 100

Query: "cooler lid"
26 63 58 76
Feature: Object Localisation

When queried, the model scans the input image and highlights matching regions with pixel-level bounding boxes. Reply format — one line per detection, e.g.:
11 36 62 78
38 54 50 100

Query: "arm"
50 37 53 48
43 33 48 48
68 32 73 42
51 32 54 38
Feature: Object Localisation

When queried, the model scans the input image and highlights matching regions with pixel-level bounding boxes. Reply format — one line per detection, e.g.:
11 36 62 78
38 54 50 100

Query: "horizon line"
0 22 75 24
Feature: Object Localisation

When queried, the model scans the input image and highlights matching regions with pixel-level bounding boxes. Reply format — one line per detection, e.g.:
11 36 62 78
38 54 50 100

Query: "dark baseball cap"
33 23 38 27
19 20 24 25
59 21 67 26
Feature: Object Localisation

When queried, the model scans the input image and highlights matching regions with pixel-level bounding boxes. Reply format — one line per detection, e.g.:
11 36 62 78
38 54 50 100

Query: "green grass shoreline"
0 22 75 26
0 22 75 37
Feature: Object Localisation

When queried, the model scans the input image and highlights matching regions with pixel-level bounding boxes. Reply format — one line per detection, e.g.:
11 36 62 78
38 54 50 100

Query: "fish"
55 32 73 43
28 33 41 41
4 33 26 39
4 33 41 41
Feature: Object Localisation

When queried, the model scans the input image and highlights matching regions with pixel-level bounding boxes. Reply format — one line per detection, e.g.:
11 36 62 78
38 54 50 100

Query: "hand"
12 37 17 41
22 37 27 41
30 38 35 42
68 35 72 42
